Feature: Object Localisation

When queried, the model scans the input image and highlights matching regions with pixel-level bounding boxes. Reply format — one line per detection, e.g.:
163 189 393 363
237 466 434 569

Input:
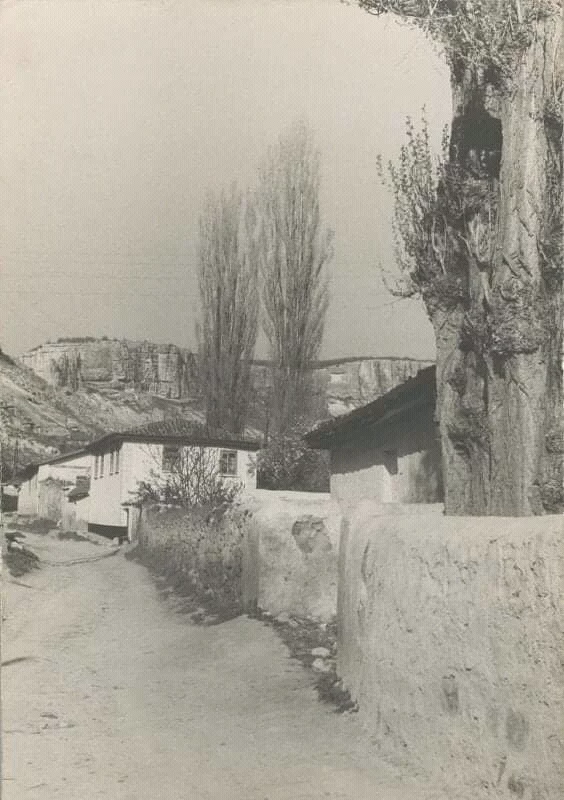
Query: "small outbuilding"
16 448 91 521
304 365 442 512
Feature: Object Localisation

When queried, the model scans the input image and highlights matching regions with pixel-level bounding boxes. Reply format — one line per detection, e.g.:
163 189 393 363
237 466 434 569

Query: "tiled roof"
124 419 227 438
88 418 262 452
304 365 436 449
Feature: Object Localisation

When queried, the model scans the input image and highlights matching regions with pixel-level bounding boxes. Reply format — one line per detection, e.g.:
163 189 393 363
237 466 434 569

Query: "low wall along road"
338 502 564 799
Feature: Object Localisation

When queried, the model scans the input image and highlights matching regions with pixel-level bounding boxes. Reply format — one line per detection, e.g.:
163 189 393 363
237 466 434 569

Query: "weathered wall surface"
135 491 340 623
241 490 340 622
338 502 564 798
37 478 67 521
62 495 89 532
330 402 442 513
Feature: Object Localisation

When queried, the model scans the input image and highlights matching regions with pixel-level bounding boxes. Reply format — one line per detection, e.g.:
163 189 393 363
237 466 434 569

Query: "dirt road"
3 531 450 799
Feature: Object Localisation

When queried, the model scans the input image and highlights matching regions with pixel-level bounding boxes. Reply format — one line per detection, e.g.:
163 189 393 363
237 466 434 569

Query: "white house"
17 448 91 520
86 419 261 540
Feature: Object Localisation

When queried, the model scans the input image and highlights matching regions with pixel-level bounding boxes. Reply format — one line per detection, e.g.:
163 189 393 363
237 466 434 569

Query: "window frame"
162 444 181 473
219 449 238 477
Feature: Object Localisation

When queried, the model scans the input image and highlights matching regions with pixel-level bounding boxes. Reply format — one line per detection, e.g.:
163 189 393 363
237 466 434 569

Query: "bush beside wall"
134 490 339 623
136 503 254 615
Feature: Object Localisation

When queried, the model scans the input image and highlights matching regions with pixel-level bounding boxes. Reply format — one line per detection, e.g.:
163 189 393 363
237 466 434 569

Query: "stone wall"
134 491 340 623
136 504 250 612
338 502 564 798
241 490 340 622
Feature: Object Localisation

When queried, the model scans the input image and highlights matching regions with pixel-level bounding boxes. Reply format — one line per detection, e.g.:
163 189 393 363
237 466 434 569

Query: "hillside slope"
0 350 203 474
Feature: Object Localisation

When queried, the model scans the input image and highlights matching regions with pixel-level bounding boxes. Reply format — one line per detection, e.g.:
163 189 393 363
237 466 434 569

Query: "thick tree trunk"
434 15 563 515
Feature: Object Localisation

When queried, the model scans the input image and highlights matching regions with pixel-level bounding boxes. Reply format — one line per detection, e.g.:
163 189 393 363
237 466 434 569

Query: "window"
100 454 104 478
115 448 120 474
219 449 237 476
109 451 114 475
94 455 99 479
162 445 181 472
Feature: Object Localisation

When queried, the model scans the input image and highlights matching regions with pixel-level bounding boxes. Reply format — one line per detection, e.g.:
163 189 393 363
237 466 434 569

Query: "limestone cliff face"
20 341 433 418
315 357 434 417
20 340 199 399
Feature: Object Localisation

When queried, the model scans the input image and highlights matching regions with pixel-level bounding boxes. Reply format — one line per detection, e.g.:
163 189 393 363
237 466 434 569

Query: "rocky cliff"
313 357 434 417
20 340 434 421
20 339 199 399
0 347 204 476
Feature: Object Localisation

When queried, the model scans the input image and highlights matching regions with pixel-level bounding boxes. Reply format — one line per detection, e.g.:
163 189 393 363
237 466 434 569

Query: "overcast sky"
1 0 450 359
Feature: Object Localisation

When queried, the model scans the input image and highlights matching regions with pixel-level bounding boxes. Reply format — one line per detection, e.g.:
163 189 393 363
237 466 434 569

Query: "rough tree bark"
365 0 563 514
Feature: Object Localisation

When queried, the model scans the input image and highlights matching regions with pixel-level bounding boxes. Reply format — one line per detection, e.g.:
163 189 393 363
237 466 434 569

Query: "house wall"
18 454 90 519
89 446 126 528
88 441 257 531
329 402 442 514
337 503 564 798
37 457 91 483
121 442 257 501
18 472 39 515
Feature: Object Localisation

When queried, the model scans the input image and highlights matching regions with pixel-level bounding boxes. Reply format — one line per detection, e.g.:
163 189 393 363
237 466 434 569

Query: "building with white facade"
86 420 260 540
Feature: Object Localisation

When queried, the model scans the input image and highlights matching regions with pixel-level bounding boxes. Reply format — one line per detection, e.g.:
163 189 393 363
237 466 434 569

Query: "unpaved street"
3 532 447 799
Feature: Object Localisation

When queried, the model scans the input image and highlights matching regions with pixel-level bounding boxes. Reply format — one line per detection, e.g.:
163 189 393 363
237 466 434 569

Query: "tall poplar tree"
257 120 332 434
198 184 259 434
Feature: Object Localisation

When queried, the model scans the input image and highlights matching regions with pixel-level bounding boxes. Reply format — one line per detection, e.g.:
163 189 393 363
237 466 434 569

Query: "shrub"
257 420 330 492
134 445 241 508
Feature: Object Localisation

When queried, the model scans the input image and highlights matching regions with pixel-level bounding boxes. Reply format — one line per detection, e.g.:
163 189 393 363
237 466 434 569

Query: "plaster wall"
338 502 564 798
89 447 125 527
18 456 91 518
18 472 38 515
62 494 90 532
89 441 257 529
37 478 67 521
241 490 340 622
329 403 442 514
